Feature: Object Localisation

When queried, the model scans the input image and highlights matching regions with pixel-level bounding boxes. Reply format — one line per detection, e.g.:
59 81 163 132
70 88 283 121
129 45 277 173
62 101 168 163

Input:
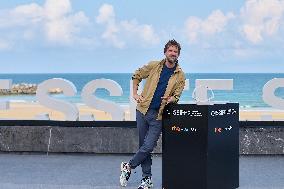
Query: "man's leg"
136 110 151 176
129 110 149 169
120 110 149 187
137 110 150 149
129 109 162 177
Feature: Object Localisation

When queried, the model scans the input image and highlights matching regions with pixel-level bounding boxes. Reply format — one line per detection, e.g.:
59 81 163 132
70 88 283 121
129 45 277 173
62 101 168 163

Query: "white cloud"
1 2 158 49
42 0 86 44
240 0 284 43
0 0 89 45
96 4 115 24
44 10 89 44
184 17 201 43
181 0 284 60
44 0 71 20
202 10 235 34
242 24 262 43
121 20 159 45
0 4 43 28
96 4 124 48
12 3 43 23
102 22 124 48
96 4 159 48
184 10 235 43
43 0 89 45
0 39 12 51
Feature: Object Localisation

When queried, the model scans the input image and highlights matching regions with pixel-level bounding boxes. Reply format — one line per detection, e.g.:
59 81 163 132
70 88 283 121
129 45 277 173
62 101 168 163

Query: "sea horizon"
0 73 284 110
1 72 284 74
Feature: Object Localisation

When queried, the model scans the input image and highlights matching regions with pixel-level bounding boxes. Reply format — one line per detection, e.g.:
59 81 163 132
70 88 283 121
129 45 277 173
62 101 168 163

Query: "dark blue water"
0 73 283 108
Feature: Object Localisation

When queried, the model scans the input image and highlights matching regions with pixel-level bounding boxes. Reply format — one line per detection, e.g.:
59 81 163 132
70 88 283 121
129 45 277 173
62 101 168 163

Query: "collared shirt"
132 59 186 120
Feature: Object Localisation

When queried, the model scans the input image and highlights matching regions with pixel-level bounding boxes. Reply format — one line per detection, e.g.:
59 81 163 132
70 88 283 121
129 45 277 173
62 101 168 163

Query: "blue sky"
0 0 284 73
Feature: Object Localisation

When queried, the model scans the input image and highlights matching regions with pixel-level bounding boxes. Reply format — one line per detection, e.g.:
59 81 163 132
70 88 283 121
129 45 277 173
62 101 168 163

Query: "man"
120 39 186 189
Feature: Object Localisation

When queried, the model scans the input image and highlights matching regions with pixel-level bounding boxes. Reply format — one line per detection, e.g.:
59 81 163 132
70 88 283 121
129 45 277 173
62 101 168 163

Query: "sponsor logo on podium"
167 109 203 117
210 108 237 117
214 126 233 133
171 125 197 134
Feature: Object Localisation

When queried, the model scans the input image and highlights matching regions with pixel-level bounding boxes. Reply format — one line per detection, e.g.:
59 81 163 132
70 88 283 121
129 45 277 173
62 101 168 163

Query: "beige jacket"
132 59 186 120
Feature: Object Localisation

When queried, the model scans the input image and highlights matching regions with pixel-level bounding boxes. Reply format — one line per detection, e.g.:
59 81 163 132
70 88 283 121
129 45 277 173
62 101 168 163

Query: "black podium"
162 103 239 189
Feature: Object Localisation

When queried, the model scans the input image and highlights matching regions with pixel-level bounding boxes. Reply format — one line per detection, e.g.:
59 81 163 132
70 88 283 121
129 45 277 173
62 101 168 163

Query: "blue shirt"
149 64 176 110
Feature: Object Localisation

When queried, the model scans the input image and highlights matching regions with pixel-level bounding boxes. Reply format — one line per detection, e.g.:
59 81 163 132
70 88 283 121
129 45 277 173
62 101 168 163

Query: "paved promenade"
0 153 283 189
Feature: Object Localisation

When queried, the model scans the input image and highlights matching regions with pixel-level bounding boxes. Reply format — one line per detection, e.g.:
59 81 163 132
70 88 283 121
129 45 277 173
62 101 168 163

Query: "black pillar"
162 103 239 189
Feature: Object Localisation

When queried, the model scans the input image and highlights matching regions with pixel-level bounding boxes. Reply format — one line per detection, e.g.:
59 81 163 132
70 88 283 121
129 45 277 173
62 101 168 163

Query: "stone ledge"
240 127 284 154
0 126 283 154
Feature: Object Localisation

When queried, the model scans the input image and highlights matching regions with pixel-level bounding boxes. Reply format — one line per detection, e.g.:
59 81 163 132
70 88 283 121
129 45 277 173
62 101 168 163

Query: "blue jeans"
129 109 162 177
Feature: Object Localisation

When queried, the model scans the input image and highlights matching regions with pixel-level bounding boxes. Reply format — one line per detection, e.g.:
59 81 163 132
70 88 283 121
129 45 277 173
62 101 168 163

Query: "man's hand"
161 96 175 104
133 94 144 103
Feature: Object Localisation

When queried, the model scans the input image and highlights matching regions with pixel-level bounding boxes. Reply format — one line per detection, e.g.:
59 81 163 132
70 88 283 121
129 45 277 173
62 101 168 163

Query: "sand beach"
0 101 284 121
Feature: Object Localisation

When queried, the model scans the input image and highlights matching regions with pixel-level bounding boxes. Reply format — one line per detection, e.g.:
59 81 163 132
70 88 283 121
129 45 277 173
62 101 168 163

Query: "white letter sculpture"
0 79 12 110
194 79 233 104
263 78 284 110
36 78 79 121
82 79 124 121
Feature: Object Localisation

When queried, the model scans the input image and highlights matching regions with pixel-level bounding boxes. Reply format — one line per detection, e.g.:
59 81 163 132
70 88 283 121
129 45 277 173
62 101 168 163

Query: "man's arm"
161 74 186 104
172 78 186 103
132 81 144 103
132 62 157 86
132 61 156 102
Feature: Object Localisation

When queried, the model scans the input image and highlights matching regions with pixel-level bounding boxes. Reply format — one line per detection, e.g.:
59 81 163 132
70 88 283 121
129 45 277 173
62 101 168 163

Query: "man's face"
165 45 179 64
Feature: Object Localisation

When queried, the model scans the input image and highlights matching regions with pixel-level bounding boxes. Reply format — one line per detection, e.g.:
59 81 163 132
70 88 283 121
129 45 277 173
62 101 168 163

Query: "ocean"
0 73 284 109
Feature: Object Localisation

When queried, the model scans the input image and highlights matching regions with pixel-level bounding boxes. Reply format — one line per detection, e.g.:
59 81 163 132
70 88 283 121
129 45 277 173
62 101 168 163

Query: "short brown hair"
164 39 181 55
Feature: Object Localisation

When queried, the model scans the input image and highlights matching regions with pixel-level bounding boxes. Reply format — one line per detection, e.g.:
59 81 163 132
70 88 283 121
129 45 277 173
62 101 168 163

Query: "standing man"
120 39 186 189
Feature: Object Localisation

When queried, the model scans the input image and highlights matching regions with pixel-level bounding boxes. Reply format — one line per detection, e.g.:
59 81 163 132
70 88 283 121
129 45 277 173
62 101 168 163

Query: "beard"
166 56 177 64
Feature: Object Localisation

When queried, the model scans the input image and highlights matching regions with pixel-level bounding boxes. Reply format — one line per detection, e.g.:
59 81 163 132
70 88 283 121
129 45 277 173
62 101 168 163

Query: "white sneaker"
120 162 131 187
137 176 154 189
